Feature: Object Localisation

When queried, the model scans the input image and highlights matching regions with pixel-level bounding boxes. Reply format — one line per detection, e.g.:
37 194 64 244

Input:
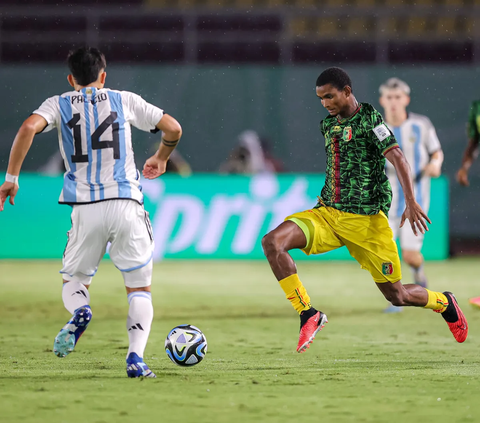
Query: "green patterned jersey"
318 103 399 215
467 100 480 140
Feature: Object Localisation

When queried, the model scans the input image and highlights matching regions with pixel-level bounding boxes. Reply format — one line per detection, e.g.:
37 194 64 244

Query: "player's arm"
457 137 479 186
0 114 48 211
143 114 183 180
423 149 444 178
457 102 479 186
385 147 431 236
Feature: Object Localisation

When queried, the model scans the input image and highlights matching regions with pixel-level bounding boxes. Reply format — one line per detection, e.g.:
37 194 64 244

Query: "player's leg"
107 200 156 377
54 204 107 357
400 219 428 287
122 262 155 378
384 216 403 313
262 208 343 352
343 211 468 342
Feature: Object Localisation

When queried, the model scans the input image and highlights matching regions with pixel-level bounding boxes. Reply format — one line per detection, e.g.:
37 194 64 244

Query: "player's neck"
385 111 407 127
74 83 104 91
337 98 360 121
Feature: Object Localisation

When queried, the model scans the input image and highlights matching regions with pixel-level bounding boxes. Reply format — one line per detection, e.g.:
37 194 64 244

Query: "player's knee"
261 232 280 256
402 250 422 268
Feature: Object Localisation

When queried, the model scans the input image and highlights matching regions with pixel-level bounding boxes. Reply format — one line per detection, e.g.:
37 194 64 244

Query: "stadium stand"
0 1 478 64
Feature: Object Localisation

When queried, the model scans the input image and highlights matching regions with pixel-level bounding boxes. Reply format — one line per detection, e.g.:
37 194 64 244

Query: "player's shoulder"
104 89 141 98
408 112 433 127
470 99 480 111
358 102 383 128
359 102 376 114
59 90 78 99
359 102 381 121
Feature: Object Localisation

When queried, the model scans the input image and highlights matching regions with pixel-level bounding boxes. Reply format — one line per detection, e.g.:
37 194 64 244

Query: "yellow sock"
424 289 449 312
279 274 311 314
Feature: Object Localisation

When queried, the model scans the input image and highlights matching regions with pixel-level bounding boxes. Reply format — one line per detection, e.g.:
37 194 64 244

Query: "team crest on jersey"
382 262 394 275
343 126 352 141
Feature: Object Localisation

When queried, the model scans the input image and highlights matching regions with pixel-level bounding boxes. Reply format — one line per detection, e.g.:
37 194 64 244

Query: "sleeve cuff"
383 144 399 156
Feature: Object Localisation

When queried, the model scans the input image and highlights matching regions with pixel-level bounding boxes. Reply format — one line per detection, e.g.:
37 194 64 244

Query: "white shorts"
61 199 154 288
389 216 424 252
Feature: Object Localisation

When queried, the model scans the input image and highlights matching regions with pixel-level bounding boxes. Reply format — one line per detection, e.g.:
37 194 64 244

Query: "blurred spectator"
166 149 192 176
219 130 284 174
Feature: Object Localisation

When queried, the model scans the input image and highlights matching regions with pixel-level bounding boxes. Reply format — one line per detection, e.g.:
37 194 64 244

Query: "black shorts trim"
59 198 143 207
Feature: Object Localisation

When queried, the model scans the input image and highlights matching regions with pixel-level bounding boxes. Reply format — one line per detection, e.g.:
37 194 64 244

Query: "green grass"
0 259 479 423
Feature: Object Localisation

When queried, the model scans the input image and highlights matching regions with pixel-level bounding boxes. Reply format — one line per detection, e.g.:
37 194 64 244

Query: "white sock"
126 292 153 359
62 281 90 314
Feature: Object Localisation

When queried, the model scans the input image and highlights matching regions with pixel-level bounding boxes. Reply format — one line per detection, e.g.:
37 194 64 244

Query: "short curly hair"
316 67 352 92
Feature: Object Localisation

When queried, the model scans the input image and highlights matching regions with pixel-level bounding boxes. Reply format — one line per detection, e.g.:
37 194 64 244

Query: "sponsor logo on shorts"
382 262 394 275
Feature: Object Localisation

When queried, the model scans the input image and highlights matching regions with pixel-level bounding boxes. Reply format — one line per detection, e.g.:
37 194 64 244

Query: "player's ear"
67 74 75 88
405 95 411 107
344 86 352 97
100 71 107 85
379 96 385 108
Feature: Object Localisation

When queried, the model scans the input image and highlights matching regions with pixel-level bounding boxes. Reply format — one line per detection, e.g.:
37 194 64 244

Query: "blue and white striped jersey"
33 87 164 205
385 112 441 218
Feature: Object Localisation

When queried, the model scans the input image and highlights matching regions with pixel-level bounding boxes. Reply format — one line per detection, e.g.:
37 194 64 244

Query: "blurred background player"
219 130 284 174
0 46 183 378
456 98 480 308
379 78 444 313
262 68 467 353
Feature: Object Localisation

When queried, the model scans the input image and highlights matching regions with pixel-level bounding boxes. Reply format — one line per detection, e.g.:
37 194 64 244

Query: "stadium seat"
293 0 316 6
436 16 457 38
407 17 428 36
347 17 372 36
412 0 435 5
289 18 309 37
354 0 376 7
316 17 339 37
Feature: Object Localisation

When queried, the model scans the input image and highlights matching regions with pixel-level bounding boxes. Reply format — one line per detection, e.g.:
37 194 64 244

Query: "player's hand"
456 167 469 186
142 155 168 179
0 181 18 212
400 201 431 236
423 162 441 178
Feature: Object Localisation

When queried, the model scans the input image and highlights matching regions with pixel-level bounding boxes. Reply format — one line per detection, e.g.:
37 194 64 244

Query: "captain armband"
161 138 180 148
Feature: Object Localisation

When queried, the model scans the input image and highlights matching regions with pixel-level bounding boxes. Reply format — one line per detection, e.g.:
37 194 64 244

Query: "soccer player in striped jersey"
0 47 182 378
262 68 467 353
456 99 480 308
379 77 444 313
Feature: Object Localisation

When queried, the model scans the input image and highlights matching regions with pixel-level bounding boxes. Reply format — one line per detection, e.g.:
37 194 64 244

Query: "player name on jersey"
33 87 164 205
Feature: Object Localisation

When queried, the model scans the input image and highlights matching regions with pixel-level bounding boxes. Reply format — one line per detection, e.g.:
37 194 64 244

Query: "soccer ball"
165 324 207 367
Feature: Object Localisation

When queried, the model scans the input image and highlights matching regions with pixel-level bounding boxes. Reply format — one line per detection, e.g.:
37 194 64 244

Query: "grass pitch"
0 259 479 423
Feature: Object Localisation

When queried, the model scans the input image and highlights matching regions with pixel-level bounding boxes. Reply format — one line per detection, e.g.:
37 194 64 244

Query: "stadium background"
0 0 479 255
1 2 480 423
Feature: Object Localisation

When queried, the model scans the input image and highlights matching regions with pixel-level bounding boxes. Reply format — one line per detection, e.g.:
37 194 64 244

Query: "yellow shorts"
286 206 402 283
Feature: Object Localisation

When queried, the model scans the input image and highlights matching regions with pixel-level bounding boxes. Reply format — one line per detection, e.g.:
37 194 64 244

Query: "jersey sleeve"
368 109 399 156
467 101 480 140
424 118 441 154
32 96 59 133
122 91 164 133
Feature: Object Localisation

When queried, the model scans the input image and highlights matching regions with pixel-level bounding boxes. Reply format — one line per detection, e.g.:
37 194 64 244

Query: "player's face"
316 84 350 116
379 88 410 115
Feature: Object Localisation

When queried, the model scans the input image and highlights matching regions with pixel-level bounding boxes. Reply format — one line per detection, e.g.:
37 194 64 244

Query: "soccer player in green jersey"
262 67 468 353
456 99 480 308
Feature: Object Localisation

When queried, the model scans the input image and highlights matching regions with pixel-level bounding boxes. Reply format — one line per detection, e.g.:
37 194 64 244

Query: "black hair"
316 67 352 92
67 46 107 86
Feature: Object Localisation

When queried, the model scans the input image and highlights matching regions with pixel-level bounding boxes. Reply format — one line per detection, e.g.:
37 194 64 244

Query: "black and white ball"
165 324 207 367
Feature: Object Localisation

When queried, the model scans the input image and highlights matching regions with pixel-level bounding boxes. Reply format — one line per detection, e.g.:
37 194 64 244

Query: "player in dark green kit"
262 67 468 353
456 99 480 308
